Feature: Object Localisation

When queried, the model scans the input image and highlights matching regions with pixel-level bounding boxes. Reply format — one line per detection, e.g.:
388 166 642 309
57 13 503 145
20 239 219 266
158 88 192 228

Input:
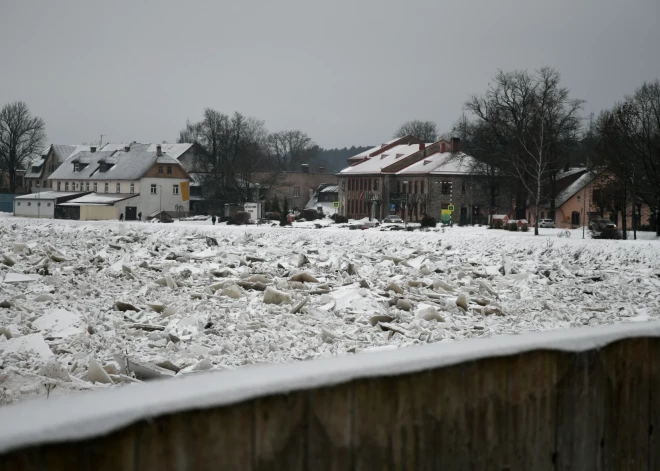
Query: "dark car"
383 215 404 224
590 218 616 232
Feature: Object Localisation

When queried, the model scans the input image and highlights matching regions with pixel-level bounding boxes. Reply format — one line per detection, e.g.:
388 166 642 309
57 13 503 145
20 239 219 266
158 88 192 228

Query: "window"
167 166 172 174
74 163 79 172
293 187 300 198
104 183 109 193
441 203 449 210
172 184 179 195
151 184 157 194
37 202 41 207
16 177 22 186
461 182 466 194
472 205 480 216
130 183 134 194
57 182 61 191
86 182 89 192
47 203 51 207
413 182 418 194
158 166 163 174
93 183 97 193
65 182 69 191
28 202 31 206
374 180 379 191
441 181 452 195
116 183 121 193
17 202 20 206
420 181 424 194
43 180 47 188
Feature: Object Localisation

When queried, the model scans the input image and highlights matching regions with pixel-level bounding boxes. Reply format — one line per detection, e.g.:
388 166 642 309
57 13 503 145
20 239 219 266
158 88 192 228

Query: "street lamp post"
402 181 409 227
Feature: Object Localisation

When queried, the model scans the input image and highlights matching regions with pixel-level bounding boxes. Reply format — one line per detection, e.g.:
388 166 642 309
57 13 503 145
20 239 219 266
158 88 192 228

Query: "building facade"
47 144 190 220
338 138 513 223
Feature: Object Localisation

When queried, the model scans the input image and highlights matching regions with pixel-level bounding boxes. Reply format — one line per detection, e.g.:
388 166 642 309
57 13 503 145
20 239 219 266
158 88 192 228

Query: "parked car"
538 219 556 228
383 215 403 224
590 218 616 232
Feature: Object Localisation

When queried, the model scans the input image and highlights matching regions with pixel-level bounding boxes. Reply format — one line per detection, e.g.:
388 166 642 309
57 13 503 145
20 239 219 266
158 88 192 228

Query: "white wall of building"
13 199 56 218
137 178 189 216
53 179 141 196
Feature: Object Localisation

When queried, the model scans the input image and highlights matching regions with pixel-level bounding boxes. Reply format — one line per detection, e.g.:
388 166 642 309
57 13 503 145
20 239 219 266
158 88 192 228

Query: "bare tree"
394 120 438 142
597 80 660 236
0 102 47 192
465 68 584 234
266 130 317 171
178 109 275 203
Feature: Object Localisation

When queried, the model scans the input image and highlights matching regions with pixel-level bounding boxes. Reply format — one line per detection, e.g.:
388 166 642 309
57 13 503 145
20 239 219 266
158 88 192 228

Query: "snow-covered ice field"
1 214 659 406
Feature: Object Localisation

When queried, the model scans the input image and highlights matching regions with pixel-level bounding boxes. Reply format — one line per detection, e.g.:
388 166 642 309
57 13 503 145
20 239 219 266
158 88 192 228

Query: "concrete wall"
1 324 658 470
80 205 118 221
13 198 55 218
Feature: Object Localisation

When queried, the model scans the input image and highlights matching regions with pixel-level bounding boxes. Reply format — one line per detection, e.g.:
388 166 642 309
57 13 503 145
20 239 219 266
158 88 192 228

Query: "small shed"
13 192 87 218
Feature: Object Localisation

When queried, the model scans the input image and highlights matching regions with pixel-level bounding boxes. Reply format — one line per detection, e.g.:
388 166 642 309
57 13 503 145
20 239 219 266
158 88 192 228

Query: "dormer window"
74 163 80 172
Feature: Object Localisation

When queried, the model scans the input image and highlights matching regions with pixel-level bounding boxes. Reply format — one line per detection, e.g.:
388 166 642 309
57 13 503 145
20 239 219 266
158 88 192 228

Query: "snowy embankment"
1 216 659 406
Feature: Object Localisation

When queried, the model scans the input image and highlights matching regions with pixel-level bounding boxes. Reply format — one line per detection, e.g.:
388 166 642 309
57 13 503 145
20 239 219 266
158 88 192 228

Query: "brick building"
254 165 338 210
338 137 513 224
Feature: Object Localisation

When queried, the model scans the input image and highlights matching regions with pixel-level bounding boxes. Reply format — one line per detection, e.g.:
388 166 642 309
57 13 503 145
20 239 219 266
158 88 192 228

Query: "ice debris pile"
1 218 659 405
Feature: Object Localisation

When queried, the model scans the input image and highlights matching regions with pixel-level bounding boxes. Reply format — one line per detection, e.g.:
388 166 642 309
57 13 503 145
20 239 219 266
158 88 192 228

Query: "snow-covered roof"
319 184 338 193
553 170 601 207
146 143 194 160
49 148 185 181
339 144 422 175
23 157 46 178
556 167 587 181
14 191 83 200
64 193 138 205
390 151 476 175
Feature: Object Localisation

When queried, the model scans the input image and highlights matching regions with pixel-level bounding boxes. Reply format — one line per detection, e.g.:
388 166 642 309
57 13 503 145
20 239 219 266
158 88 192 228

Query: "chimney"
451 137 461 153
156 145 162 156
419 143 425 151
440 142 446 153
90 146 96 153
124 145 130 152
301 163 309 173
319 166 325 173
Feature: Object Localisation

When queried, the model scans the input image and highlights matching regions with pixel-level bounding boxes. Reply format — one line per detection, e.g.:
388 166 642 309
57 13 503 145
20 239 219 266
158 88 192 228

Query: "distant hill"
315 146 372 173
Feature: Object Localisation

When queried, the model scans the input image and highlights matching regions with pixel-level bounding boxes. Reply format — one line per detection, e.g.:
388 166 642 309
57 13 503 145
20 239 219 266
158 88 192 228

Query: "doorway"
125 206 137 221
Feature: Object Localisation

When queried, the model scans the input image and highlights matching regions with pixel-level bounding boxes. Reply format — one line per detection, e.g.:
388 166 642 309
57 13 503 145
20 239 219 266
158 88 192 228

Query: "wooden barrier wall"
1 336 658 470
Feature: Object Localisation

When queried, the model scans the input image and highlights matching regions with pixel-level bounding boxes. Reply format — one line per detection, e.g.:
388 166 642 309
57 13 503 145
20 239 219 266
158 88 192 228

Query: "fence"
0 194 16 213
0 321 658 470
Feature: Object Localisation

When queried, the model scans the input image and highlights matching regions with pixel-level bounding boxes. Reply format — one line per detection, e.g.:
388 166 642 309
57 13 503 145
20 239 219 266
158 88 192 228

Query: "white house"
47 143 190 220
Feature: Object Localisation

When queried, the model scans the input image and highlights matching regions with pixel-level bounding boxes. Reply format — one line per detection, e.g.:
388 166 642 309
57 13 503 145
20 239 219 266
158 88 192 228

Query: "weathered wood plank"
650 337 660 470
601 338 651 471
253 392 306 470
306 382 353 471
506 350 558 471
555 349 606 470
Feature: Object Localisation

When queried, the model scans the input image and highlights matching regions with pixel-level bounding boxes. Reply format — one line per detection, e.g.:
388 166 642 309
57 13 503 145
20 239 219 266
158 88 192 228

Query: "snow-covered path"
1 215 659 405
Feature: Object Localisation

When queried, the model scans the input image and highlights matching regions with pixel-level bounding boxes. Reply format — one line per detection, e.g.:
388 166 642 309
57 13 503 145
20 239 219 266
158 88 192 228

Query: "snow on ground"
1 214 659 406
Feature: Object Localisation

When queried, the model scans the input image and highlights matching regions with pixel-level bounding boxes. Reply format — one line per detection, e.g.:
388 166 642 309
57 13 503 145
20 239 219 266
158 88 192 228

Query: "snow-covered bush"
493 219 504 229
521 223 529 232
507 222 518 231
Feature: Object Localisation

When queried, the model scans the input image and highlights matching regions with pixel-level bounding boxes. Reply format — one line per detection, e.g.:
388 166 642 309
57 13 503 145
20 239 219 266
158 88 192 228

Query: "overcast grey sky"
1 0 658 148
